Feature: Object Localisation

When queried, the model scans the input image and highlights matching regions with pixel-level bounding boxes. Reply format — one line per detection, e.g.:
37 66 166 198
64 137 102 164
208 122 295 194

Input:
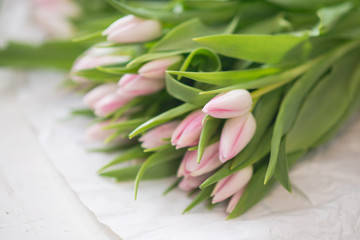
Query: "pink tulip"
82 83 118 109
93 92 133 117
178 174 210 192
118 74 165 96
138 56 183 79
226 188 246 213
211 165 253 204
171 110 206 149
103 15 162 43
85 119 125 142
178 142 222 177
139 121 180 149
202 89 253 119
219 113 256 162
71 48 129 83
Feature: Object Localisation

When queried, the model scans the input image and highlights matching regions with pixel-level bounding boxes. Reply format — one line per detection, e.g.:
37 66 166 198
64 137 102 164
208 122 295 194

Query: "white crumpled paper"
17 71 360 240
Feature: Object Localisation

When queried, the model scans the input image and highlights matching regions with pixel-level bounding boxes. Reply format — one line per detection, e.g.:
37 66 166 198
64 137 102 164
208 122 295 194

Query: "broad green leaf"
197 117 222 163
266 0 344 10
231 88 283 169
169 67 281 86
165 73 215 105
273 137 291 192
0 41 88 70
238 14 292 34
127 50 187 68
98 146 149 172
100 161 178 181
287 48 360 153
183 185 214 214
129 103 197 138
228 151 304 219
194 34 308 64
265 41 359 184
317 1 354 34
73 68 121 83
106 0 238 24
70 108 95 118
134 148 185 199
178 47 221 73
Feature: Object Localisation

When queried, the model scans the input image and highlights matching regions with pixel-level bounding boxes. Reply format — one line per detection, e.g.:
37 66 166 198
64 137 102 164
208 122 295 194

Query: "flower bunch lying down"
2 0 360 218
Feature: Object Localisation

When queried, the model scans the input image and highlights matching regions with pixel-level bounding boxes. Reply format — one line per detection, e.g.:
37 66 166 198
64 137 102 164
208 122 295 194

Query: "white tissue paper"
17 71 360 240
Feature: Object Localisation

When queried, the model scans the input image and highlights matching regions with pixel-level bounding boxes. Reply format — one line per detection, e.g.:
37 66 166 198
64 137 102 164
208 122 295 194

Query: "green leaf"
273 137 291 192
194 34 308 64
100 161 179 181
266 0 344 10
183 185 214 214
73 68 121 83
286 48 360 153
317 1 354 34
265 41 359 184
165 72 215 105
105 0 238 24
169 67 281 86
0 41 89 70
197 117 222 163
127 50 187 68
98 145 149 172
163 178 181 196
129 103 197 138
178 47 221 73
134 148 185 199
70 108 96 118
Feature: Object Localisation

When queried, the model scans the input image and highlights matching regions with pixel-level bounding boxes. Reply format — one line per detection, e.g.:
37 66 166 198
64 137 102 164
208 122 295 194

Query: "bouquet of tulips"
2 0 360 219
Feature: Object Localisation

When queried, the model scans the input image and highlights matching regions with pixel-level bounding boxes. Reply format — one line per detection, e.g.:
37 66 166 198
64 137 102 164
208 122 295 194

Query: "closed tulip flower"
226 188 245 214
94 92 133 117
219 113 256 162
103 15 162 43
178 142 222 177
82 83 118 108
211 165 253 204
85 119 126 142
138 56 183 79
118 74 165 96
178 174 210 192
202 89 253 119
139 121 179 149
171 110 206 149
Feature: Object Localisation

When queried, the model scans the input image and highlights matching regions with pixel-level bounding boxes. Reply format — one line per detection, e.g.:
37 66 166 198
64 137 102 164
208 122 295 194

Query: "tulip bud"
226 189 245 214
219 113 256 162
138 56 183 79
211 165 253 204
71 48 128 83
93 92 133 117
202 89 253 119
139 121 180 149
171 110 206 149
118 74 165 96
85 120 121 141
103 15 162 43
178 142 222 177
82 83 118 109
178 174 210 192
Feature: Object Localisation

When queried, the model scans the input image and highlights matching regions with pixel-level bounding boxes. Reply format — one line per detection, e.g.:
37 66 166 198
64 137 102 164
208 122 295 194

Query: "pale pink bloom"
178 142 222 177
202 89 253 119
85 119 124 142
211 165 253 204
71 48 129 83
178 174 210 192
118 74 165 96
33 0 80 39
103 15 162 43
171 110 206 149
94 92 133 117
139 121 180 149
226 188 246 213
82 83 118 109
138 56 183 79
219 113 256 162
